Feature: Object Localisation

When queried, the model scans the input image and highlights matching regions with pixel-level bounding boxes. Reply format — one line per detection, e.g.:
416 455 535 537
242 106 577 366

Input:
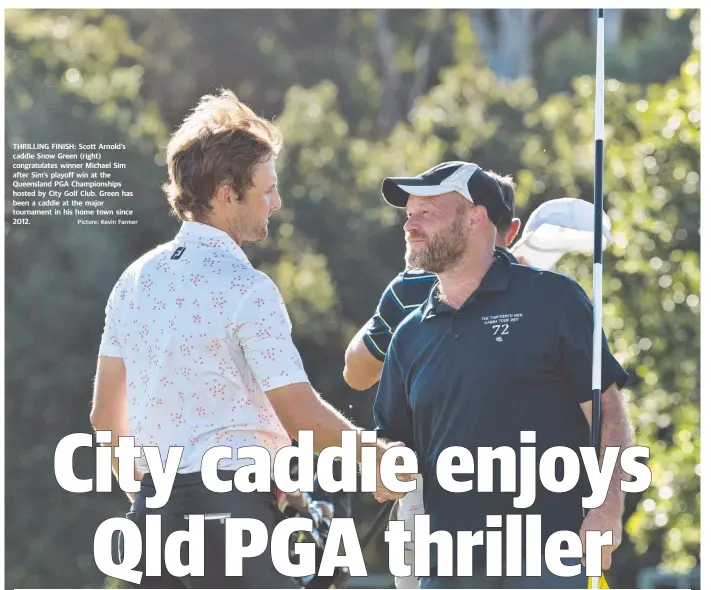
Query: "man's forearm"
93 419 143 500
294 392 385 463
109 453 143 502
290 392 410 502
599 388 635 513
297 392 358 451
343 326 384 391
91 356 140 502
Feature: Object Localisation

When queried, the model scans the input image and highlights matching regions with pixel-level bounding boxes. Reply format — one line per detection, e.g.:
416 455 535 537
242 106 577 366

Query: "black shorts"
119 470 299 589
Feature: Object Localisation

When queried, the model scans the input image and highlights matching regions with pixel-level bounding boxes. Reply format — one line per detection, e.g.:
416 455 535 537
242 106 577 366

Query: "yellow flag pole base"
588 574 610 588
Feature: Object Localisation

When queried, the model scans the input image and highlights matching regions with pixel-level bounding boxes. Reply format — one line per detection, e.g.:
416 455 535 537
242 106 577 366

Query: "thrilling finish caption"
10 143 138 226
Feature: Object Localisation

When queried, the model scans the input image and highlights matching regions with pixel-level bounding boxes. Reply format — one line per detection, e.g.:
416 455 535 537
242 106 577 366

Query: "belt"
139 470 278 492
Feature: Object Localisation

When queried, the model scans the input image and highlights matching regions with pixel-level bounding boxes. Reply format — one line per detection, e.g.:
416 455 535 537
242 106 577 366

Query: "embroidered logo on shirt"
482 313 523 342
171 246 186 260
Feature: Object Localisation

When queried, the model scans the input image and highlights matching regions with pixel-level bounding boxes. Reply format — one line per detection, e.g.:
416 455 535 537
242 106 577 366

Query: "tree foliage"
4 8 698 589
521 12 700 582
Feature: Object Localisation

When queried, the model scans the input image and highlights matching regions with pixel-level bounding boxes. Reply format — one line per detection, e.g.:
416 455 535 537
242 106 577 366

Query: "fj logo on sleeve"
481 313 523 342
171 246 186 260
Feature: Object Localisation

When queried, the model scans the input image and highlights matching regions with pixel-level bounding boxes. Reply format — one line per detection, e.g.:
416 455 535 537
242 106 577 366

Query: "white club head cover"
510 198 613 270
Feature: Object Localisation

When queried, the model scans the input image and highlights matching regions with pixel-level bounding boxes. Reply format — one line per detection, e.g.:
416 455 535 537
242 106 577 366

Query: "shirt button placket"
451 312 461 360
453 316 462 376
451 309 464 363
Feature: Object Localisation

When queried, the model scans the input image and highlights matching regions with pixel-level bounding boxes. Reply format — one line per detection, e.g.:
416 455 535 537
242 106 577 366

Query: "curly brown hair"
162 88 283 221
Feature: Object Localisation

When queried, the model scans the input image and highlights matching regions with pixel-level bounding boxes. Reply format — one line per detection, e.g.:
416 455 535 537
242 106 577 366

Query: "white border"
1 3 705 590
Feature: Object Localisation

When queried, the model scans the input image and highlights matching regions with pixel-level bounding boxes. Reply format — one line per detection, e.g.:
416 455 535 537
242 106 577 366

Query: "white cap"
510 198 613 270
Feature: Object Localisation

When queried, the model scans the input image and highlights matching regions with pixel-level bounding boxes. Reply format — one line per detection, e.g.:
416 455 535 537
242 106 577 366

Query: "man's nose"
271 189 282 212
404 216 418 232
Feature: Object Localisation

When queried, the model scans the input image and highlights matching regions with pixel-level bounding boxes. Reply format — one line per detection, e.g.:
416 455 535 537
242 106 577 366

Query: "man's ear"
214 183 236 205
470 204 489 227
506 218 521 246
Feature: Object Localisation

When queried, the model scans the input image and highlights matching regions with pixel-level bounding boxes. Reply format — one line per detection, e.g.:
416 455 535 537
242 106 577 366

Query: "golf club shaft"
326 502 394 589
591 8 605 590
360 500 394 549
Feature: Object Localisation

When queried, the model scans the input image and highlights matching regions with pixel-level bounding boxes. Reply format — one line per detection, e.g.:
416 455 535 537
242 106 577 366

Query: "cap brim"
382 177 450 208
511 223 612 270
511 240 567 270
522 198 613 240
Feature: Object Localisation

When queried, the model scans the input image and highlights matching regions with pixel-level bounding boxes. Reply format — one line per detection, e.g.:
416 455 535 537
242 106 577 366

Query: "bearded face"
224 158 281 244
405 215 467 273
404 195 470 273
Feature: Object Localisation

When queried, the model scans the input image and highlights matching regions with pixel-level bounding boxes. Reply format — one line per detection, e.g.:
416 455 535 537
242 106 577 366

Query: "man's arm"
90 355 143 502
343 323 384 391
266 380 378 455
265 381 403 487
90 281 142 502
580 385 635 509
579 385 634 569
344 270 433 391
237 276 410 501
557 277 631 570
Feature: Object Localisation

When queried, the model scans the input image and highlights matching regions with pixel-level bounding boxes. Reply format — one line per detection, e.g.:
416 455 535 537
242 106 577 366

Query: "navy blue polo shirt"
373 249 628 567
363 247 518 361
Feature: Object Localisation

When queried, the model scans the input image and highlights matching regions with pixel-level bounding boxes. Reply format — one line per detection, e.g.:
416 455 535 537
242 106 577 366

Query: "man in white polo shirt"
90 88 408 589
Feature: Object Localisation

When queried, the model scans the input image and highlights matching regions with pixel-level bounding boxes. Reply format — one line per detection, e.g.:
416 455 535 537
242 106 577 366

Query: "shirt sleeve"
558 279 629 403
98 281 123 358
362 315 391 362
362 271 428 362
234 275 310 392
372 341 415 449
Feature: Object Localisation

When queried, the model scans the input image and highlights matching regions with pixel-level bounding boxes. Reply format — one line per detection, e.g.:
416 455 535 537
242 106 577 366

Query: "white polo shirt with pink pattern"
98 221 309 475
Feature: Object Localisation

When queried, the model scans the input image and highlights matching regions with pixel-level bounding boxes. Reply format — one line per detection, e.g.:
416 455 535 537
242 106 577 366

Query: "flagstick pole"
590 8 605 590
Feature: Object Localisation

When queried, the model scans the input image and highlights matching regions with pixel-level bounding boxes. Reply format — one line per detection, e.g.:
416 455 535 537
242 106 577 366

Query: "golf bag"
277 452 353 589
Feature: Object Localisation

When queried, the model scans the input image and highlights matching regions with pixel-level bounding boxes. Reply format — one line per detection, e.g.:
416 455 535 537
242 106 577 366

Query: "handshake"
373 438 417 504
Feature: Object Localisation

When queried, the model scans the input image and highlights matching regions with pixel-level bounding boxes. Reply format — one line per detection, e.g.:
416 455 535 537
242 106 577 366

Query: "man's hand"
578 385 631 570
374 440 415 503
579 505 623 570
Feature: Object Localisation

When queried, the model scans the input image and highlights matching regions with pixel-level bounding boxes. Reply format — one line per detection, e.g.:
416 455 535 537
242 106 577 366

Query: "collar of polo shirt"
176 221 252 264
421 249 512 320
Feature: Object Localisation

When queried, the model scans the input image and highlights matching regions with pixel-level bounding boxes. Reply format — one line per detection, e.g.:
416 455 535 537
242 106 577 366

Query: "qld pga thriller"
94 513 367 585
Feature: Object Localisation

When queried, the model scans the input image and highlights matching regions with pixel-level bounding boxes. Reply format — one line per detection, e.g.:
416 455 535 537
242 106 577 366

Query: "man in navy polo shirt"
371 162 633 589
343 170 520 392
344 169 519 590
